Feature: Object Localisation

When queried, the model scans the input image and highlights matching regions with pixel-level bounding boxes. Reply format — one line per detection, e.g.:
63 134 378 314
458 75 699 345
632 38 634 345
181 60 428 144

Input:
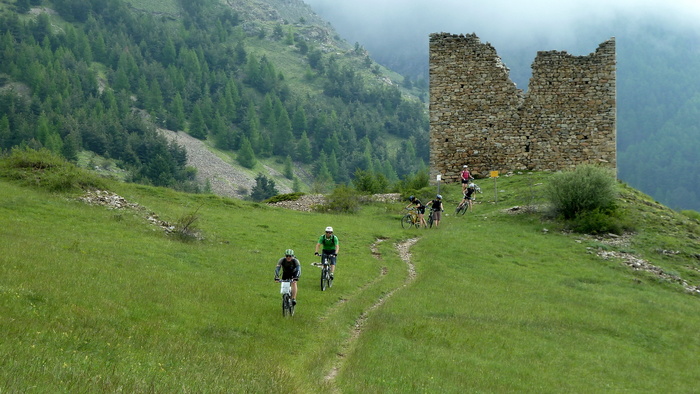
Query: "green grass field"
1 159 699 392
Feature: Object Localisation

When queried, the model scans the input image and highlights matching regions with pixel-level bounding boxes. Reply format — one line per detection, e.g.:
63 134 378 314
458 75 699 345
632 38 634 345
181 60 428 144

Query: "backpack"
321 234 338 249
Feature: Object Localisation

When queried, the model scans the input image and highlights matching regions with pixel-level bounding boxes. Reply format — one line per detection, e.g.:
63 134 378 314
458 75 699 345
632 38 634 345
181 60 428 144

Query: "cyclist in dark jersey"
315 226 339 279
458 183 478 212
426 194 444 228
275 249 301 305
405 195 428 228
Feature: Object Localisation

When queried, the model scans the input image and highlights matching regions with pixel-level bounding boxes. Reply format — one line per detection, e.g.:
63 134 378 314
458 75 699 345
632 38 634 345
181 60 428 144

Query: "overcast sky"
302 0 700 82
302 0 700 55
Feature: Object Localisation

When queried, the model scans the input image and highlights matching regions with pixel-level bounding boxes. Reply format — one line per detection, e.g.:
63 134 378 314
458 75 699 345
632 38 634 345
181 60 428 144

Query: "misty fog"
303 0 700 86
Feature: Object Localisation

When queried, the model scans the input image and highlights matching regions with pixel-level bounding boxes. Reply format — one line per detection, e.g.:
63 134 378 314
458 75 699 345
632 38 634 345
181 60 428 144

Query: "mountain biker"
458 183 477 212
405 195 428 228
426 194 444 228
275 249 301 305
315 226 339 279
460 165 473 193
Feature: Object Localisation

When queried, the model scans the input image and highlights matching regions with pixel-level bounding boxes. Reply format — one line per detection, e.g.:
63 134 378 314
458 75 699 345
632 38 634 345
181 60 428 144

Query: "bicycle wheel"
321 266 328 291
456 204 467 216
401 214 414 229
328 269 333 288
282 294 291 316
428 213 434 228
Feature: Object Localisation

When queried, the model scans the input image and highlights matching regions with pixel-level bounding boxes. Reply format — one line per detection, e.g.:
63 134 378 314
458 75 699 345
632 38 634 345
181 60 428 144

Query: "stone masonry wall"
429 33 616 182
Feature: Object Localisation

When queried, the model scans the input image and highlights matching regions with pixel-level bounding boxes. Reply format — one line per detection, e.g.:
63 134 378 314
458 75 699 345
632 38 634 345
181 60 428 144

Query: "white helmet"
468 183 475 188
325 226 333 232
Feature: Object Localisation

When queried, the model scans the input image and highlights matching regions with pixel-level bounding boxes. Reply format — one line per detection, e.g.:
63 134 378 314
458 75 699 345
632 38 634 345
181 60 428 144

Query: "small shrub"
570 208 623 235
173 205 203 242
544 164 618 220
315 185 360 213
397 168 429 192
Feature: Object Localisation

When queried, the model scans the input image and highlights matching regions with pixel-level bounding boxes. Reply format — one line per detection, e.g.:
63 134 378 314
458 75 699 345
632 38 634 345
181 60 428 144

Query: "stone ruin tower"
429 33 616 182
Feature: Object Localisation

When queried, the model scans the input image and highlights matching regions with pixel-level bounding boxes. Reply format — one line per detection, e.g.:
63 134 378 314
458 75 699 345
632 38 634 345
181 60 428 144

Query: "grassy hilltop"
1 151 700 392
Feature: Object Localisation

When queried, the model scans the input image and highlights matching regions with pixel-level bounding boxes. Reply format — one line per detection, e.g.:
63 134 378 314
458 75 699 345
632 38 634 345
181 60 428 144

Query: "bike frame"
427 208 436 227
319 254 333 291
278 279 295 316
401 208 422 229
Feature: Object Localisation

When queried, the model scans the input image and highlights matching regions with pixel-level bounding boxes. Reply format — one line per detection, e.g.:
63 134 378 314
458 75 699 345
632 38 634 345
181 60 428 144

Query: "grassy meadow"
1 160 700 392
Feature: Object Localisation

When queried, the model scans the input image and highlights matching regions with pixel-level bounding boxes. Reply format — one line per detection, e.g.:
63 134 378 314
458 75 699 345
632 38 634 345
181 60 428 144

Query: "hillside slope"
0 0 429 198
159 128 293 198
1 152 700 391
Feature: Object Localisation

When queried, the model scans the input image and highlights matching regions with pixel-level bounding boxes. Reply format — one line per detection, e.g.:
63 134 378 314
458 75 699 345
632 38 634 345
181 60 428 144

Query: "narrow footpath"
323 238 419 386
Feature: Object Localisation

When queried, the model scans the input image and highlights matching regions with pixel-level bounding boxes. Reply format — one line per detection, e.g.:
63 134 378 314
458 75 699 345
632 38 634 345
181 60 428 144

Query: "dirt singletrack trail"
323 238 419 386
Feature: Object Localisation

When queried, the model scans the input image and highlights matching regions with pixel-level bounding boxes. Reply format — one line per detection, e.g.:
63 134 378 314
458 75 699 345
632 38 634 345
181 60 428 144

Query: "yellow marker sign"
490 171 499 178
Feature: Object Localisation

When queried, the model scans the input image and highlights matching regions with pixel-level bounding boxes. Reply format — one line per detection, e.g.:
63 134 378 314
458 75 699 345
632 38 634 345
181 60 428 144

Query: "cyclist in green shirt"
314 226 339 279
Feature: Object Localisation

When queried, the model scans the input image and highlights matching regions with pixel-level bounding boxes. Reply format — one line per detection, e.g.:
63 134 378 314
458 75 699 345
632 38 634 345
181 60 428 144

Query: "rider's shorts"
322 251 337 266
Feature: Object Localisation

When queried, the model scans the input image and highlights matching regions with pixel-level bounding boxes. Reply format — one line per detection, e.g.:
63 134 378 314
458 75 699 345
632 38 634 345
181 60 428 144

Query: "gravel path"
159 129 291 199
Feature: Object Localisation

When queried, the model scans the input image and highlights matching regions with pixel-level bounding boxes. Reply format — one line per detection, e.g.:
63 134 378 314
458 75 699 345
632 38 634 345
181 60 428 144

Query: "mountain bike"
401 208 421 229
456 183 482 215
455 201 469 215
314 253 334 291
276 279 296 317
427 208 435 228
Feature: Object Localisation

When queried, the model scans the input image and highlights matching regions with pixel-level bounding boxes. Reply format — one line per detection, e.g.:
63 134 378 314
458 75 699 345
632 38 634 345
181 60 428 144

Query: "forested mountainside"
0 0 429 195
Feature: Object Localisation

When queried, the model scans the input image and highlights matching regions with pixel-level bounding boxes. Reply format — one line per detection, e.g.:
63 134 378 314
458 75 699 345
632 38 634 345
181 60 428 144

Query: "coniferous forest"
3 0 700 211
0 0 429 194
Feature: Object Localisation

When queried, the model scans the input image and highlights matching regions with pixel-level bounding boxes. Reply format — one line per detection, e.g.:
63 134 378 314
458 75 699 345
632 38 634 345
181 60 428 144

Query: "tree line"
0 0 429 194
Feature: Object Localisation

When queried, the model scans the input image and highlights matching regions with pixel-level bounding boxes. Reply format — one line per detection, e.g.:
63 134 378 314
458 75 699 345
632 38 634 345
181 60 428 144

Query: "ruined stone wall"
429 33 616 182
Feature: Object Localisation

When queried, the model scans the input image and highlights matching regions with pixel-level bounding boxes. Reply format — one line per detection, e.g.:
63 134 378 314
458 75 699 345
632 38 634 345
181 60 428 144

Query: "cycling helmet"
436 194 442 199
468 183 475 188
409 195 415 201
285 249 295 256
325 226 333 233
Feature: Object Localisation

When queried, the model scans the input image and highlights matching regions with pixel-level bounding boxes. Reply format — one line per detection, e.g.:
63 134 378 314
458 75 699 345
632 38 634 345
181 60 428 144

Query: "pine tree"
0 115 11 149
171 93 186 130
328 150 340 181
296 131 313 164
283 155 294 179
250 173 278 201
292 177 302 193
189 104 208 139
147 79 164 113
237 136 256 168
162 37 177 66
16 0 30 13
260 94 275 127
273 107 293 156
259 131 273 158
292 105 307 137
61 130 81 162
234 40 247 65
